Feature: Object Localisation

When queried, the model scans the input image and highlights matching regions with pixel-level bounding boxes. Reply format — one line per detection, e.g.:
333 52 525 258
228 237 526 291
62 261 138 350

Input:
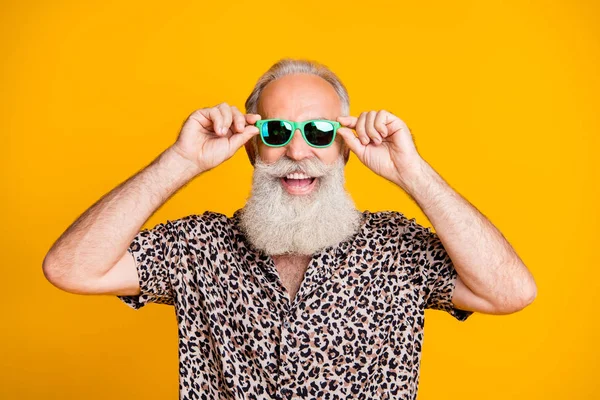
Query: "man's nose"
285 128 313 161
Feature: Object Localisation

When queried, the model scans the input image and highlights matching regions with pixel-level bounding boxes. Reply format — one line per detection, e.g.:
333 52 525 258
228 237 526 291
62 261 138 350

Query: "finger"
387 114 409 136
365 110 382 145
208 108 223 135
231 106 246 133
374 110 390 138
245 113 262 125
337 115 358 129
190 109 212 130
337 127 366 156
229 124 259 149
218 103 233 135
355 112 370 145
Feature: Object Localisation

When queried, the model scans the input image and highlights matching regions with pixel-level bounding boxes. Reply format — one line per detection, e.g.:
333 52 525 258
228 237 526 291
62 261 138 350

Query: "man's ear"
244 136 257 166
342 142 351 164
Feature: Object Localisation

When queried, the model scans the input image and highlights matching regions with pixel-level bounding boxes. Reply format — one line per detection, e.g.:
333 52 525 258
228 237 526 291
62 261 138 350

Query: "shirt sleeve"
411 221 474 322
117 219 181 310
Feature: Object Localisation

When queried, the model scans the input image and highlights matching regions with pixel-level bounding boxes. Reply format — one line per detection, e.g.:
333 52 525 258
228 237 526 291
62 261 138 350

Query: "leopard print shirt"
118 209 473 399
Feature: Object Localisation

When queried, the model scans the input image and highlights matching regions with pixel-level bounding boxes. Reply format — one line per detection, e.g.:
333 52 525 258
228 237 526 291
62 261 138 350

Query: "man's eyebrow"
271 117 335 122
302 116 331 121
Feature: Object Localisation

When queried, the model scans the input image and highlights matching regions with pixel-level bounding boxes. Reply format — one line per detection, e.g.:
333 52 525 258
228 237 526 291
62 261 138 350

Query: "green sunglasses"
255 119 341 148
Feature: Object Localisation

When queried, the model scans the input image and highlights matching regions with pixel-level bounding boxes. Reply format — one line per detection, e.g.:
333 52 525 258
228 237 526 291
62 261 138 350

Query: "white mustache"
255 156 332 179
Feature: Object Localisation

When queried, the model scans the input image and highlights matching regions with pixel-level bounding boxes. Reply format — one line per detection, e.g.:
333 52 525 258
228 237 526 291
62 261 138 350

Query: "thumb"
337 127 365 156
229 125 259 150
245 113 262 124
337 115 358 129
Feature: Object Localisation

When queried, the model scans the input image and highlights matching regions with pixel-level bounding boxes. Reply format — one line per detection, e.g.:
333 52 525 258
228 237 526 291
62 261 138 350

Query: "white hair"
244 58 350 115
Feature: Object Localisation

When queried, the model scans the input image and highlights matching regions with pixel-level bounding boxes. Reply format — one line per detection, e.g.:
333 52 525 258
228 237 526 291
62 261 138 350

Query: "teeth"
285 172 311 180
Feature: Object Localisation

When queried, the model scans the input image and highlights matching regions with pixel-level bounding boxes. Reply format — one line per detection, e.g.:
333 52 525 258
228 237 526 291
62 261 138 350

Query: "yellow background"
2 0 598 399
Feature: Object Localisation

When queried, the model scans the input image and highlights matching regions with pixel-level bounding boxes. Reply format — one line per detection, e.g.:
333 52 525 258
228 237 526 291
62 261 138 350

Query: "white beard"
239 153 361 256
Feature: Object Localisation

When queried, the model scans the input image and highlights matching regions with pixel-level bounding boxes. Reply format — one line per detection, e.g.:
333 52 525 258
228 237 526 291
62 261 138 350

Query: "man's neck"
271 254 312 302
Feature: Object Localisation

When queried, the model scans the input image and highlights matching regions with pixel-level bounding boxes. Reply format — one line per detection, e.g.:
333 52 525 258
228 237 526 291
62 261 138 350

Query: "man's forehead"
258 92 339 114
259 103 338 120
257 74 342 119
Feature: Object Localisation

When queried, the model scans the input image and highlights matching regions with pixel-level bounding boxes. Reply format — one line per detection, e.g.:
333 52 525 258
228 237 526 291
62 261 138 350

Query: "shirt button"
283 320 290 329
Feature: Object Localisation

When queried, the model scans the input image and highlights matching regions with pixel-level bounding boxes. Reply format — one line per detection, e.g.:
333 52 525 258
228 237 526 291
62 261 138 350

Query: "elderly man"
43 58 537 400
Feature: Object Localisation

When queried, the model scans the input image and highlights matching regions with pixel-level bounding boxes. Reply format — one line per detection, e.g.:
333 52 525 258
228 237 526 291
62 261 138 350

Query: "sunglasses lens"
304 121 335 146
262 120 293 146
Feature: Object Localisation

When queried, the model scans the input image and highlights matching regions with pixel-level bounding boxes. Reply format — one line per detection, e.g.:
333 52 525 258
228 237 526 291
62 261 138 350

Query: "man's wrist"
393 158 430 194
161 146 204 181
395 159 451 213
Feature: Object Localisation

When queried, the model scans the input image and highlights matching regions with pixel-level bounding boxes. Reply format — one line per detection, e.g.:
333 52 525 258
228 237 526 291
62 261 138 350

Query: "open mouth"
280 172 317 195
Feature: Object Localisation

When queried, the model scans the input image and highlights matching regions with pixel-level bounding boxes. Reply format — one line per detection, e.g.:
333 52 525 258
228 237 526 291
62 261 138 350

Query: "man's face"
239 73 360 256
249 73 348 196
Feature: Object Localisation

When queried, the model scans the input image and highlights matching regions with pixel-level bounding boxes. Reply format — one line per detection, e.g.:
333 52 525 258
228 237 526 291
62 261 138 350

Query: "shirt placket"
257 260 305 399
277 249 343 399
278 301 301 400
255 258 295 399
257 246 346 399
292 246 344 308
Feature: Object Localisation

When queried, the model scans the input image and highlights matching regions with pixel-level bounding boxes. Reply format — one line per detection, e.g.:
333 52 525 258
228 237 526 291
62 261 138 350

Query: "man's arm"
336 110 537 315
42 146 200 295
396 158 537 314
42 104 261 297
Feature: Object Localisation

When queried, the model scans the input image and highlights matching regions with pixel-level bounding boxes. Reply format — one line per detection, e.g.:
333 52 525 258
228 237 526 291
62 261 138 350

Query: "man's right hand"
171 103 261 174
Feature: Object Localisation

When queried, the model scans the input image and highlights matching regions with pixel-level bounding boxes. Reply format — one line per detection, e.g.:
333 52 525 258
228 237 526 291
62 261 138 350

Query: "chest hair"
271 254 312 301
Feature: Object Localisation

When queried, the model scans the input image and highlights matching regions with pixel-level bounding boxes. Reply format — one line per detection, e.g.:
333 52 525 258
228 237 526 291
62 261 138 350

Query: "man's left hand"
337 111 424 186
